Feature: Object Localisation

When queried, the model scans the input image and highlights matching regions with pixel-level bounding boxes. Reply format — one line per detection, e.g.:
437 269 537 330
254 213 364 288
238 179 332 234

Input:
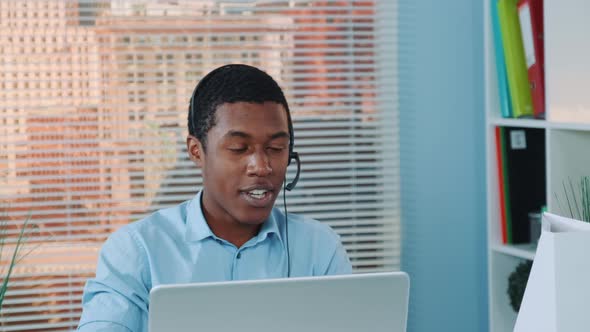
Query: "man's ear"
187 135 204 167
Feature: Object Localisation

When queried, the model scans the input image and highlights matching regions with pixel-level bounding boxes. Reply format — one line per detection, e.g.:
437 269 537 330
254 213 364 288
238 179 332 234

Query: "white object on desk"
514 212 590 332
149 272 410 332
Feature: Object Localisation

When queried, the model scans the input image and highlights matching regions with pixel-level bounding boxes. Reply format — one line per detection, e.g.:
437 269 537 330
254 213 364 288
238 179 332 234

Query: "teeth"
249 189 267 195
248 189 268 199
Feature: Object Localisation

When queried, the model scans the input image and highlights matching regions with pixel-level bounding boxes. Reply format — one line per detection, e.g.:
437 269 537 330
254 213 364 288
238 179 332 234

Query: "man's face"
188 101 290 226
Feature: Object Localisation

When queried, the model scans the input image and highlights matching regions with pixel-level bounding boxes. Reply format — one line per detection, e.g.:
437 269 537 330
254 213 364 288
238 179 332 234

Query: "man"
78 64 352 331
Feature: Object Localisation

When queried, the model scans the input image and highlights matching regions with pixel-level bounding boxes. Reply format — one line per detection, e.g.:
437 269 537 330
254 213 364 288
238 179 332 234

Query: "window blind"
0 0 399 330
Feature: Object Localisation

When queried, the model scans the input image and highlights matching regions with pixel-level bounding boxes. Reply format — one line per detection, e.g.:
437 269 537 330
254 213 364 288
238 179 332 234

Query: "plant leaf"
0 214 31 311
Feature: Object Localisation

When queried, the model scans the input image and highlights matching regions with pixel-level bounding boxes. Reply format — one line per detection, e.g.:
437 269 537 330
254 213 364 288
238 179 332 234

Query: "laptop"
149 272 410 332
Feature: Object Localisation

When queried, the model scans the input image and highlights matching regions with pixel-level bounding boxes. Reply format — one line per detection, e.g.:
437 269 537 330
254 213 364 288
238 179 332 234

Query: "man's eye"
268 146 285 152
228 147 247 153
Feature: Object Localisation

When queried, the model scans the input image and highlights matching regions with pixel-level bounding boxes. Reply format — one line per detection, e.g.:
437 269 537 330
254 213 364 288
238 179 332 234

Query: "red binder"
518 0 545 119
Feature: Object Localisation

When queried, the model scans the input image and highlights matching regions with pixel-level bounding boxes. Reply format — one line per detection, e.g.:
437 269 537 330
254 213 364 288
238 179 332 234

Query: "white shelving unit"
484 0 590 331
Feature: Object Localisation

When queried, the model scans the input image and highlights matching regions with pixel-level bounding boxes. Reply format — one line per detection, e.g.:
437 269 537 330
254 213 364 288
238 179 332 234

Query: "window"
156 72 164 83
0 1 398 330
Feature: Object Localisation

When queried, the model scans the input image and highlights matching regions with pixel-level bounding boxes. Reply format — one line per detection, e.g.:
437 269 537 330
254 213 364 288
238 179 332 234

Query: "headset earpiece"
285 152 300 191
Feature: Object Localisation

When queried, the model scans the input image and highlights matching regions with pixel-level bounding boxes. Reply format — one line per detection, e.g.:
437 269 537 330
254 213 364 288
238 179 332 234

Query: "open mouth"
241 187 274 207
247 189 269 200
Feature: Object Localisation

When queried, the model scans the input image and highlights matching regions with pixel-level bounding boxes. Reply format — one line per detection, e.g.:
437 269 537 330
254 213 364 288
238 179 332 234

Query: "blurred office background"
0 0 486 331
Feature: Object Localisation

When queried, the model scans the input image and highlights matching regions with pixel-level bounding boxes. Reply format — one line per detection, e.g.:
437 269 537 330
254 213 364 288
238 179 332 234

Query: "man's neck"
206 218 260 248
200 192 261 248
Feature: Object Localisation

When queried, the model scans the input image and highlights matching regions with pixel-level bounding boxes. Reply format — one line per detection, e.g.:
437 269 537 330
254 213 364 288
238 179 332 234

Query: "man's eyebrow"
222 130 290 140
269 131 290 140
223 130 251 139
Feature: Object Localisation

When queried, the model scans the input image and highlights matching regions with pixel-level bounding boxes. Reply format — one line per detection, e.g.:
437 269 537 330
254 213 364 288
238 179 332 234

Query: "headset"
188 64 300 277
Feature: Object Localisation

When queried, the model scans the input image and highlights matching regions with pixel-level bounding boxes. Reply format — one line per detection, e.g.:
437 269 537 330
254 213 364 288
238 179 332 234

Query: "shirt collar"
255 209 282 245
184 191 215 242
184 191 284 247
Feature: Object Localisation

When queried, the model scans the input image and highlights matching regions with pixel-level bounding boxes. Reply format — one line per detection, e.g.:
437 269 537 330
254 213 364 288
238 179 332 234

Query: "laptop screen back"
149 272 409 332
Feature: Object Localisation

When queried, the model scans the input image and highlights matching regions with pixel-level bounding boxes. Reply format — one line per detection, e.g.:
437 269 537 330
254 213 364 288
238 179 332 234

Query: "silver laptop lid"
149 272 410 332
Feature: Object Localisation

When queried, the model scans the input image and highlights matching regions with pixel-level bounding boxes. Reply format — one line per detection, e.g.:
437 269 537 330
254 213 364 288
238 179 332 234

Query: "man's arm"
324 240 353 275
313 222 353 275
78 227 150 332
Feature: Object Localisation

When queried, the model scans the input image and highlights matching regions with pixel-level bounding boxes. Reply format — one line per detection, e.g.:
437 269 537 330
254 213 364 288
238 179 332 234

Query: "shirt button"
236 252 241 259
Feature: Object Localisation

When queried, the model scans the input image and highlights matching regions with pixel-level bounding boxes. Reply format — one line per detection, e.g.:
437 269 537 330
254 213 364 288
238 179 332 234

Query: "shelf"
492 243 536 261
548 121 590 132
488 117 590 132
484 0 590 329
488 117 547 129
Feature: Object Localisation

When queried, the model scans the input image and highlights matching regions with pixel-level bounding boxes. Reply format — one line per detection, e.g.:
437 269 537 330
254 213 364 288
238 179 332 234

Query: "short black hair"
188 64 293 152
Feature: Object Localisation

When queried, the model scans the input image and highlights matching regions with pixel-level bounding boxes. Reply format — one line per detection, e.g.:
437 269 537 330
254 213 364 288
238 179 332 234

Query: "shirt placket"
231 248 243 280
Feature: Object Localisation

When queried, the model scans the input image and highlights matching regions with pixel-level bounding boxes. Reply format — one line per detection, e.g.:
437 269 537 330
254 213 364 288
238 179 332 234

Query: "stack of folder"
492 0 547 244
492 0 545 119
495 126 546 244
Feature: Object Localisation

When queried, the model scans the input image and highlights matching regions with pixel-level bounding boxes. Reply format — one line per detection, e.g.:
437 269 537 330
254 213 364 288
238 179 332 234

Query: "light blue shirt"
78 191 352 331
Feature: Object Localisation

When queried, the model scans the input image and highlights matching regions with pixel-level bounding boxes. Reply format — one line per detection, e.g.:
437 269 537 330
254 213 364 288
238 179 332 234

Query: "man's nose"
246 151 272 177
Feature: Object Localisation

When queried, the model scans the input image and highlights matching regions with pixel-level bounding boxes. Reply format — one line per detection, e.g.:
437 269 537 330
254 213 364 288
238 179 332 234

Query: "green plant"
507 260 533 312
0 213 39 311
555 176 590 222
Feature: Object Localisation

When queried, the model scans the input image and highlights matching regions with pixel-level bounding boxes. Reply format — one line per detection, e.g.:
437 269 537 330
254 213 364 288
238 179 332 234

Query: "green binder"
497 0 534 118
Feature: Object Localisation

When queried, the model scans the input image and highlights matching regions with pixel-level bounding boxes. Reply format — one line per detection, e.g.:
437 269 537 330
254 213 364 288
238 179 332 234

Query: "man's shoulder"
107 200 190 250
133 200 188 231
